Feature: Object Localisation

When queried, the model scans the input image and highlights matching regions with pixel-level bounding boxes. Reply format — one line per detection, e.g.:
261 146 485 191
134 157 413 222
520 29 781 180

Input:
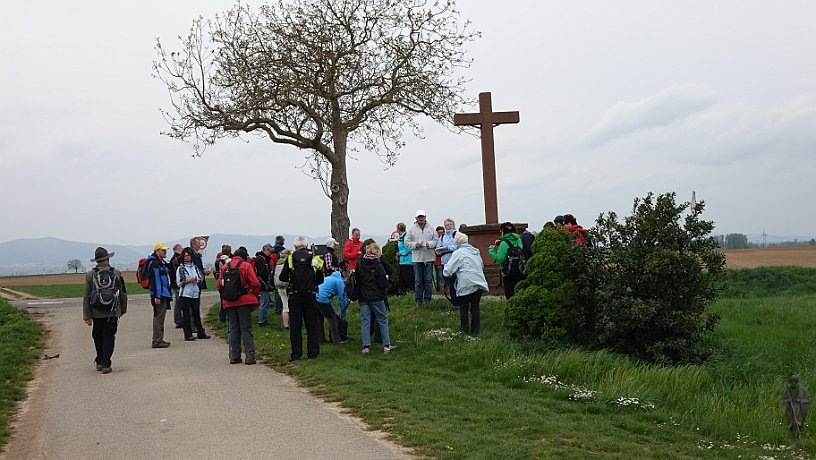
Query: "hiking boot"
245 357 256 365
258 321 268 327
229 358 242 364
288 357 300 363
362 346 370 354
95 363 103 371
184 336 196 341
101 367 112 374
152 341 171 348
197 334 211 339
384 344 396 354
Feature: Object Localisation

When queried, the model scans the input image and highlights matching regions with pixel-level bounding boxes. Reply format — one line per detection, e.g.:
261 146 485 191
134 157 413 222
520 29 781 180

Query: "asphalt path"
4 292 411 460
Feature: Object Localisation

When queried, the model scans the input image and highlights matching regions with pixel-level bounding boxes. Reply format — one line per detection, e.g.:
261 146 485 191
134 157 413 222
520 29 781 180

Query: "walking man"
83 247 128 374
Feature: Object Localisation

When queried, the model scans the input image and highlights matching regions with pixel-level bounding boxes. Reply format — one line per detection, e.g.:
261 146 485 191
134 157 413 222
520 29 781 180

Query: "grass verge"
206 267 815 459
0 299 43 450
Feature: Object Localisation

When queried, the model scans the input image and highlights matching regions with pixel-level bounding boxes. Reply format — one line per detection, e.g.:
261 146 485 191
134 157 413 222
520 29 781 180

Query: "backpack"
253 254 271 290
273 263 288 289
520 230 535 259
136 258 151 289
503 244 526 279
288 251 318 295
576 226 594 248
220 260 247 301
90 267 120 312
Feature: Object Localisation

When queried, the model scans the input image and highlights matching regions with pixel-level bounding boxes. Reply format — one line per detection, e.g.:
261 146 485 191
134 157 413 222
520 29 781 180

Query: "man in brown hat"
83 247 128 374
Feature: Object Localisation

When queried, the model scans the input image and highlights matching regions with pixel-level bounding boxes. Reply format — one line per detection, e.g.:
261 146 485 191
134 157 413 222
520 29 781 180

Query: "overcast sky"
1 0 814 246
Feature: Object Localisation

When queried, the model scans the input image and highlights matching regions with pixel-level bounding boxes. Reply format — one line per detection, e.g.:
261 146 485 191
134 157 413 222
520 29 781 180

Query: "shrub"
381 240 400 295
589 192 726 364
504 228 583 340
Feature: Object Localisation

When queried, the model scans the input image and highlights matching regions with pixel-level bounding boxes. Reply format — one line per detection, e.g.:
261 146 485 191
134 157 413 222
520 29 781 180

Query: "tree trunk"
330 136 350 260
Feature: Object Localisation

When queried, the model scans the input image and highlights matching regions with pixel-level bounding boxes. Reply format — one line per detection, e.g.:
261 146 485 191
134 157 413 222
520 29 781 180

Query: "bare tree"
67 259 84 274
154 0 478 243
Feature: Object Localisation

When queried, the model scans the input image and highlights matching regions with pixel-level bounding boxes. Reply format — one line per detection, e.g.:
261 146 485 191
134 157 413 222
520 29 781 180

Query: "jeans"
288 293 320 360
179 296 206 338
258 291 271 324
225 305 254 361
152 297 169 344
360 300 390 347
92 317 118 367
316 301 342 343
413 262 434 304
458 290 482 335
434 265 444 292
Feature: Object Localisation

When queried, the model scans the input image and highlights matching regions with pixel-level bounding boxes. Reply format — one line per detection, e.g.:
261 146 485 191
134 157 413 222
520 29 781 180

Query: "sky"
1 0 814 246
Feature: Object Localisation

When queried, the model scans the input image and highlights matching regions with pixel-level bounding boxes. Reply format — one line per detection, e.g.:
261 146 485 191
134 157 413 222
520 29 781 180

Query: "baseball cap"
415 209 427 217
153 242 169 251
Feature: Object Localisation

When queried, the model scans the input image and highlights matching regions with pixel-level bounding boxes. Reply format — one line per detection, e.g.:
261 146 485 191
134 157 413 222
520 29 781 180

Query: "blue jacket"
315 271 349 317
443 244 488 297
436 229 459 265
148 253 172 299
397 233 413 266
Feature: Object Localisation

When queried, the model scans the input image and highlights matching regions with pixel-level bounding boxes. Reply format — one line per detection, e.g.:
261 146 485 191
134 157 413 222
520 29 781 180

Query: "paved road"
4 293 411 460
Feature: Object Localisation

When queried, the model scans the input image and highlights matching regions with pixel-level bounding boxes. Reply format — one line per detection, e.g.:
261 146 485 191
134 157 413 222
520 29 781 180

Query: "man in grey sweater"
404 210 438 307
83 247 128 374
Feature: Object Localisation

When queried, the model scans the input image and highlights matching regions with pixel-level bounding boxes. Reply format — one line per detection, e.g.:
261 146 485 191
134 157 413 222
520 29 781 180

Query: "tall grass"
205 267 815 458
0 299 43 450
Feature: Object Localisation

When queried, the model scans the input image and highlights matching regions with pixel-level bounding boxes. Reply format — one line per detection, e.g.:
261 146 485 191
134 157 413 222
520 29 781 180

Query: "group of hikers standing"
82 212 590 373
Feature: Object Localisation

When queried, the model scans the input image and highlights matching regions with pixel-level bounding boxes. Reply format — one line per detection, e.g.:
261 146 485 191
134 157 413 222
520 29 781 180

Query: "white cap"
415 209 427 217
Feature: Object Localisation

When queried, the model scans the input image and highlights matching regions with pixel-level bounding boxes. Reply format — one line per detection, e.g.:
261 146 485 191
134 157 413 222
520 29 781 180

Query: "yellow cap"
153 242 169 251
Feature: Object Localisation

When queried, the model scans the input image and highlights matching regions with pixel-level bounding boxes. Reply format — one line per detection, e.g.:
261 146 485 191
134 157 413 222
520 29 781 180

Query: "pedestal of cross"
454 92 525 297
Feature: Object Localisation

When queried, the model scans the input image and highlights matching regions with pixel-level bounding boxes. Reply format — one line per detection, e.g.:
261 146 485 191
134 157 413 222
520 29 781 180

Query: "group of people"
82 212 590 373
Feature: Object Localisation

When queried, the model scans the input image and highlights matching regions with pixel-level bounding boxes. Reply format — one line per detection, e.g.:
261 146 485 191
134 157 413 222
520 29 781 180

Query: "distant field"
722 245 816 268
0 271 138 286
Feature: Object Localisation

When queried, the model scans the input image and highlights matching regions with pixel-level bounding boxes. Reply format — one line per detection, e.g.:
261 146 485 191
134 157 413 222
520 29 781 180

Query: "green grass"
206 267 816 459
0 299 43 450
9 283 144 299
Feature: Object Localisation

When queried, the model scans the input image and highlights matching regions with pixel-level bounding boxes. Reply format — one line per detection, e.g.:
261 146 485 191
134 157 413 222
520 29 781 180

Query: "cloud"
587 85 715 146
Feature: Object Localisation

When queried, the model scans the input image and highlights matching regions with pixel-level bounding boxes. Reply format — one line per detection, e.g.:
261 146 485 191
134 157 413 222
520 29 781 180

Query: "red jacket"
217 256 261 310
344 238 364 270
567 224 587 246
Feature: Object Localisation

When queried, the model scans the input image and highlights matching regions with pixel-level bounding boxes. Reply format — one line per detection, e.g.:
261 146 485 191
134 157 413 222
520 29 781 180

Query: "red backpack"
136 258 151 289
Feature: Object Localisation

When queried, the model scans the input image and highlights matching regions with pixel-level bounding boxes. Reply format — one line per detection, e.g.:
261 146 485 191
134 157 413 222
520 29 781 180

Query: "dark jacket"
280 248 325 296
83 265 128 320
192 251 208 290
169 252 183 292
254 251 272 291
356 254 388 302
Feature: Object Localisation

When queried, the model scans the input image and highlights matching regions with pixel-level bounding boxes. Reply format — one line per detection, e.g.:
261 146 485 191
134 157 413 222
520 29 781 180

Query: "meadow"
1 267 813 458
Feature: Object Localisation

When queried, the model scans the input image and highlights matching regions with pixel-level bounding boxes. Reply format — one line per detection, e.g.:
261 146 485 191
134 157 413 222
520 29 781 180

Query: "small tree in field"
589 192 726 364
67 259 84 273
154 0 478 244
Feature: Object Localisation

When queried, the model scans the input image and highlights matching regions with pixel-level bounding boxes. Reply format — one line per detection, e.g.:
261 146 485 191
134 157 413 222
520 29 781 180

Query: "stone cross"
454 92 520 224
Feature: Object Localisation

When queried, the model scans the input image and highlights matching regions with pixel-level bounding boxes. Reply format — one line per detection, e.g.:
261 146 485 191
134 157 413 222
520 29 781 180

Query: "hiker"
436 218 459 303
218 246 261 364
189 237 211 288
280 236 325 362
488 222 525 299
147 243 172 348
357 243 394 354
404 210 437 306
443 233 488 336
176 247 211 341
520 228 535 260
563 214 590 246
323 238 339 275
395 223 414 295
272 235 286 316
553 215 565 229
169 243 184 329
255 244 276 327
83 247 127 374
358 238 391 345
273 249 292 330
315 261 348 344
343 228 364 271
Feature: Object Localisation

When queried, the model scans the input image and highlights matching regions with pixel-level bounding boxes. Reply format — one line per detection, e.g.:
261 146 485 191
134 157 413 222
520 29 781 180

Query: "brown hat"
91 247 115 262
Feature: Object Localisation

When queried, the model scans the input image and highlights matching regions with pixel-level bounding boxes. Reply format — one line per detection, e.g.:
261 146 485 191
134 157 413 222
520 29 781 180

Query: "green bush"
382 240 400 295
504 228 583 340
589 192 726 364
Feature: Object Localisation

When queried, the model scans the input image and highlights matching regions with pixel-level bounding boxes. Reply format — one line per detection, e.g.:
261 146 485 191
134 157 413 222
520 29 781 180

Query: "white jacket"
404 221 438 263
443 244 488 297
